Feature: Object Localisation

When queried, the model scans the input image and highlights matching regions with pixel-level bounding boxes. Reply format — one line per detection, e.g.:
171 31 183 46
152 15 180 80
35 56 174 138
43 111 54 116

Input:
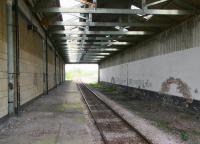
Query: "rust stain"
161 77 193 104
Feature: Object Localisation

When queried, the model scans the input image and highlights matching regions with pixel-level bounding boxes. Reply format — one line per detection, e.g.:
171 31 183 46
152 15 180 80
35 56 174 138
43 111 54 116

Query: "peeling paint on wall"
161 77 193 104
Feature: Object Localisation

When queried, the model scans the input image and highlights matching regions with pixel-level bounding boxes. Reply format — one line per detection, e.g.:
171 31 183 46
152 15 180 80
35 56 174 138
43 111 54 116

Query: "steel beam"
82 59 103 61
83 57 101 59
62 46 122 49
65 48 118 51
80 61 99 63
53 36 139 41
145 0 169 8
37 8 198 15
66 52 110 55
65 51 113 53
51 21 169 27
59 42 131 45
83 55 105 58
82 59 101 61
51 30 153 35
68 13 88 20
88 48 118 51
84 53 110 56
66 52 106 55
81 60 100 62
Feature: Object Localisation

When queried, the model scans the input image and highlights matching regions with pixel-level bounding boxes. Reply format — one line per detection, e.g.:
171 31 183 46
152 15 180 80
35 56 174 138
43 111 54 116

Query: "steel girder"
37 8 199 15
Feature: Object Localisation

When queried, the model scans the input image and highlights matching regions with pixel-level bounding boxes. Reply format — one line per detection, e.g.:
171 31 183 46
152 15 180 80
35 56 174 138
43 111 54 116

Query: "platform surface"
0 81 93 144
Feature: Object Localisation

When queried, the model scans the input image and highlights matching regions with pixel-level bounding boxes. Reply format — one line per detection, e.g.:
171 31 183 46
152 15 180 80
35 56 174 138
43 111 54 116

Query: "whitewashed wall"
100 47 200 101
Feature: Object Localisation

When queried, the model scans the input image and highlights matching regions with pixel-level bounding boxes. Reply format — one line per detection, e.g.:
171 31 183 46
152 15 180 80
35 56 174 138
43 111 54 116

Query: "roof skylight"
131 4 153 21
60 0 82 62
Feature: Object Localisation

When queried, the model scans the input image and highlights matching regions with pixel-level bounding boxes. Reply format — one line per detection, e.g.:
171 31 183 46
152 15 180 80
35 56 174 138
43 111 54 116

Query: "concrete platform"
0 81 93 144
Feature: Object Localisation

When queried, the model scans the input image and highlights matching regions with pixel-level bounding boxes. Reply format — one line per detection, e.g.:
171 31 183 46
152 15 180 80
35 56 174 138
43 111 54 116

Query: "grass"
89 83 119 94
90 83 200 143
180 131 189 141
89 83 104 89
179 113 194 120
103 86 117 93
155 121 170 130
56 103 82 112
34 136 56 144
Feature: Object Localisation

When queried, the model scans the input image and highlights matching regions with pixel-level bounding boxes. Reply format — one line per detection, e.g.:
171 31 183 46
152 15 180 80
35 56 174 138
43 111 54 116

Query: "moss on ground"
89 83 119 94
56 103 83 112
72 115 86 124
155 121 170 130
34 136 56 144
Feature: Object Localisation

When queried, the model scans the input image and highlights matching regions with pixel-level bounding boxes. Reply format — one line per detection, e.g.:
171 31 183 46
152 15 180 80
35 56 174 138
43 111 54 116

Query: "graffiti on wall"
111 77 127 85
161 77 193 103
128 79 152 89
110 76 152 88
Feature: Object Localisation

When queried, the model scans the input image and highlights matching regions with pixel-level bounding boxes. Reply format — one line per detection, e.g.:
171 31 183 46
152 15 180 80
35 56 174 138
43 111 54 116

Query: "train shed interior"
0 0 200 144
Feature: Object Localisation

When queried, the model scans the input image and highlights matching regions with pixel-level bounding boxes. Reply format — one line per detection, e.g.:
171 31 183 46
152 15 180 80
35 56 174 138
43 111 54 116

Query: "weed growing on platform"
180 131 189 141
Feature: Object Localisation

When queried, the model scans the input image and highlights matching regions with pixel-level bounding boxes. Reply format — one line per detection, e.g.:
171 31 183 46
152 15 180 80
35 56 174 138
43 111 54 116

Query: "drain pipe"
42 39 46 94
45 31 48 94
14 0 20 115
7 0 14 114
62 60 65 83
98 64 100 83
54 49 57 87
64 63 65 82
59 57 61 85
62 62 63 83
60 60 62 83
58 57 59 85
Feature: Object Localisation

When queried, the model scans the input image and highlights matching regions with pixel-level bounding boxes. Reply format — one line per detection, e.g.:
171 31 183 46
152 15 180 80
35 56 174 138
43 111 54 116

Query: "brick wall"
0 1 64 119
48 48 55 90
19 16 44 105
56 56 60 85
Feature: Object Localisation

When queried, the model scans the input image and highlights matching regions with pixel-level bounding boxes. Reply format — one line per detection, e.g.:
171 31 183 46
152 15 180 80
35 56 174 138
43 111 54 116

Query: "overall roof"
25 0 200 63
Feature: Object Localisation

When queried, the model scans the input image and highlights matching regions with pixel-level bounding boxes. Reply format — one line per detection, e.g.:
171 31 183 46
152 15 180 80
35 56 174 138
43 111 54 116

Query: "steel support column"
59 57 61 85
45 32 48 94
7 0 14 114
98 64 100 83
54 48 57 87
14 0 20 115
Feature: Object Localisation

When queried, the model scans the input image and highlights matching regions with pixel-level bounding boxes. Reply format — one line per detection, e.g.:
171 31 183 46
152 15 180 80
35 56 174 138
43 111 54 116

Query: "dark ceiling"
25 0 200 63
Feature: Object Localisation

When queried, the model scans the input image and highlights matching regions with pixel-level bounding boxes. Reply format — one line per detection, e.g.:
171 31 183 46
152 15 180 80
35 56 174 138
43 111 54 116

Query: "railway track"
78 83 151 144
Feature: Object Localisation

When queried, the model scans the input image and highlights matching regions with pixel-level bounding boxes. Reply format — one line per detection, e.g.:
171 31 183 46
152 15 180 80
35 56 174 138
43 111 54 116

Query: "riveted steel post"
7 0 14 114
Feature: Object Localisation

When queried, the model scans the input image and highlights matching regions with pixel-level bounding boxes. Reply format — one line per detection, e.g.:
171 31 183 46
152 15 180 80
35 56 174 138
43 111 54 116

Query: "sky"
65 64 98 83
59 0 80 23
65 64 98 72
60 0 80 8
